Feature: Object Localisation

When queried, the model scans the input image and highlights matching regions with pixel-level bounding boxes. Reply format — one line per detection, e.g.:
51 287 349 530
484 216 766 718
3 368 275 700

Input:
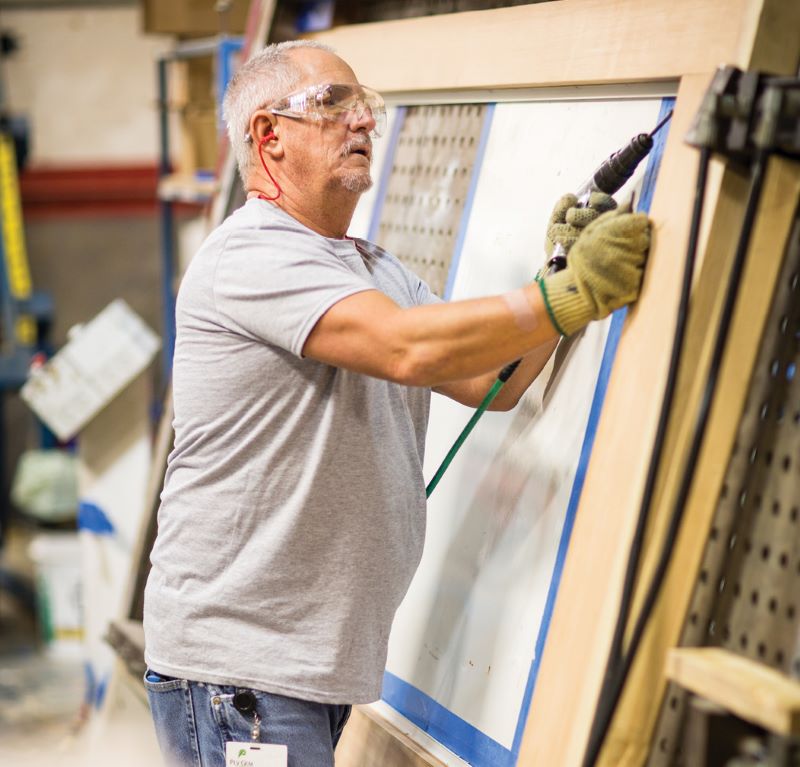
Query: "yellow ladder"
0 131 35 347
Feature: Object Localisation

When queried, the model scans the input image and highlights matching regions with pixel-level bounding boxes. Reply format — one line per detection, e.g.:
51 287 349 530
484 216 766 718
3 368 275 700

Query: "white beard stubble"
339 137 374 193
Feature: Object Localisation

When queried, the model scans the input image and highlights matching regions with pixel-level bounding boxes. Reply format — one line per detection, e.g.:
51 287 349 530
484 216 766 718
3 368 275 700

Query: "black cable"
581 149 768 766
580 146 712 767
626 148 767 671
611 147 711 666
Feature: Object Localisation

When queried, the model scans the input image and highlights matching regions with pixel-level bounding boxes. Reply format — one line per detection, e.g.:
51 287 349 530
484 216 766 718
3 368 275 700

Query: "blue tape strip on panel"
382 671 515 766
444 103 496 300
510 95 676 758
366 106 407 243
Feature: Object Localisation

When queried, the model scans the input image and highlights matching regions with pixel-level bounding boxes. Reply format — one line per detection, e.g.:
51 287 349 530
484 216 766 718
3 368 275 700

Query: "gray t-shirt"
143 200 438 704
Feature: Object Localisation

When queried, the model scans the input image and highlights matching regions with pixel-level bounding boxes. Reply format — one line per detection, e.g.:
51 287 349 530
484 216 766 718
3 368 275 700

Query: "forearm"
434 334 558 409
489 336 559 409
390 283 558 387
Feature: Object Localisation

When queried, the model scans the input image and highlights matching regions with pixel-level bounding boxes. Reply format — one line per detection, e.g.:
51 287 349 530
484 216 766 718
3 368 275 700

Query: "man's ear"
248 111 281 154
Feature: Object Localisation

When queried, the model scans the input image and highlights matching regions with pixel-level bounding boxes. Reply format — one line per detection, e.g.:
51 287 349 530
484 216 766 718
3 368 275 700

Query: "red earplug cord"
257 132 282 201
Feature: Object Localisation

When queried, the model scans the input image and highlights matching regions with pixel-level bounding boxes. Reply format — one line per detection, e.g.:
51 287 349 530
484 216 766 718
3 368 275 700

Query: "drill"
546 110 674 273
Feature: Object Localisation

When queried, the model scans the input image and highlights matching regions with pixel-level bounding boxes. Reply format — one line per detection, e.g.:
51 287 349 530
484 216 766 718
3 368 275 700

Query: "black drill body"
548 111 673 272
586 133 655 196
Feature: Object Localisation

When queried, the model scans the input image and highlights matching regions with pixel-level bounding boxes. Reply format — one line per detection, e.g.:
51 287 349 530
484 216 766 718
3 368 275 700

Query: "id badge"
225 741 288 766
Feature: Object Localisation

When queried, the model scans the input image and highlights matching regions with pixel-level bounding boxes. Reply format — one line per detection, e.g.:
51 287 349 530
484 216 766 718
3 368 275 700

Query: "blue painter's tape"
382 671 515 766
78 501 115 536
443 103 496 301
366 106 407 243
510 95 676 758
636 97 676 216
509 307 628 754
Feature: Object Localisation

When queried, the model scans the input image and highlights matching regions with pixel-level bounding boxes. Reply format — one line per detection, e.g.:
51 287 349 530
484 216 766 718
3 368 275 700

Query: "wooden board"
311 0 795 95
518 4 800 766
666 648 800 737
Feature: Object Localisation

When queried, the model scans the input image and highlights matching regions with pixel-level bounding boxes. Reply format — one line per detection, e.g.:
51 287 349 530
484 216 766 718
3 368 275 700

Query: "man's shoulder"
221 199 302 236
216 200 337 249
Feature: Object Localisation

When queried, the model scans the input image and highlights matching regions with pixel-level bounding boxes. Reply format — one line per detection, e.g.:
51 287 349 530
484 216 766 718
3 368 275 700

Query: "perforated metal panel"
647 211 800 766
376 104 486 296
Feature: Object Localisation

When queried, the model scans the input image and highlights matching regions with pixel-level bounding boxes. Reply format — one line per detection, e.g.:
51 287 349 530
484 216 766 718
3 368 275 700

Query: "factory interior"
0 1 799 766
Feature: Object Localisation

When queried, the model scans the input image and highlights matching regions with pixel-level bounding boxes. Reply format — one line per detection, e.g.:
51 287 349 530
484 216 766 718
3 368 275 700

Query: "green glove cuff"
536 270 595 337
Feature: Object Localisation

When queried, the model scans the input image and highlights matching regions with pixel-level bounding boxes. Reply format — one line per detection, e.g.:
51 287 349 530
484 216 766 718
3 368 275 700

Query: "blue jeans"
144 670 352 767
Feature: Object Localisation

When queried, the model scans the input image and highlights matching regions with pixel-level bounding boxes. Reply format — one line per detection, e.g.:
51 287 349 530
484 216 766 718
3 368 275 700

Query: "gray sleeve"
213 229 374 357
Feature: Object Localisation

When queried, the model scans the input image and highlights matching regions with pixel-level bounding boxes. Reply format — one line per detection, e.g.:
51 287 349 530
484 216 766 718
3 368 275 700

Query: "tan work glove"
544 192 618 257
536 207 651 336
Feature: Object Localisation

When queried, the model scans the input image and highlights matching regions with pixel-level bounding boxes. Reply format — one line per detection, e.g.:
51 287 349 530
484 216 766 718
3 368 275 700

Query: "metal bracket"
686 66 800 160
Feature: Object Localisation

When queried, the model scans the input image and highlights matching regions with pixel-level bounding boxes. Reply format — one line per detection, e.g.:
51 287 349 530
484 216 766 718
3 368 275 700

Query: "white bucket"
28 532 84 657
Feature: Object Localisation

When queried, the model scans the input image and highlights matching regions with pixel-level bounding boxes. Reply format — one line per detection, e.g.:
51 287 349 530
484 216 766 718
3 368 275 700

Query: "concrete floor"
0 648 87 764
0 527 87 766
0 521 162 767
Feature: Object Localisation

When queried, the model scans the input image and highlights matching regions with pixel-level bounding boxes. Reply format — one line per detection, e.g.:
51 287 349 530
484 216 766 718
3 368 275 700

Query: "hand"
536 207 651 336
544 192 618 257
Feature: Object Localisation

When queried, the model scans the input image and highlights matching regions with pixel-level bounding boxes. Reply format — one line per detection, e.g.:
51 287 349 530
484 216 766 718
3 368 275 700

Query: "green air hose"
425 358 520 498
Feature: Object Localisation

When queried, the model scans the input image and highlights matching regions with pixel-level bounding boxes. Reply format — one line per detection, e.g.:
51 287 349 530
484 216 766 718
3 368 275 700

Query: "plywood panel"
311 0 779 95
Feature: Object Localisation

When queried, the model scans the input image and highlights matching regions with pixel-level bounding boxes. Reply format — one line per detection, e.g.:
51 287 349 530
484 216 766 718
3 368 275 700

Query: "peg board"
375 104 486 296
647 210 800 766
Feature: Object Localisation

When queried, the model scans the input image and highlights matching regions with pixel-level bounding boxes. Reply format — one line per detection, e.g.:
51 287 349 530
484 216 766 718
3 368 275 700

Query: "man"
143 40 650 767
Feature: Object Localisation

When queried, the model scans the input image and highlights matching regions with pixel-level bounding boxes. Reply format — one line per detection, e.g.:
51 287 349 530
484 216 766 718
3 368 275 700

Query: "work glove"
536 207 651 337
544 192 618 257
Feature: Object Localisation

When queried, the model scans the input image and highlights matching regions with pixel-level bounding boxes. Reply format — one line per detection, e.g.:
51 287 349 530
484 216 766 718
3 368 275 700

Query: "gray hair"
222 40 335 184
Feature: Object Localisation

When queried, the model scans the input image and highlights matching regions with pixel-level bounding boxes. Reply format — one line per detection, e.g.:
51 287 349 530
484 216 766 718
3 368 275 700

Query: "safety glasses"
265 83 387 138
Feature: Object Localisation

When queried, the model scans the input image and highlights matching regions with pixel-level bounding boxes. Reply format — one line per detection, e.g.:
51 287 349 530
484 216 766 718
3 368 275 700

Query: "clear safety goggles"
266 83 387 138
